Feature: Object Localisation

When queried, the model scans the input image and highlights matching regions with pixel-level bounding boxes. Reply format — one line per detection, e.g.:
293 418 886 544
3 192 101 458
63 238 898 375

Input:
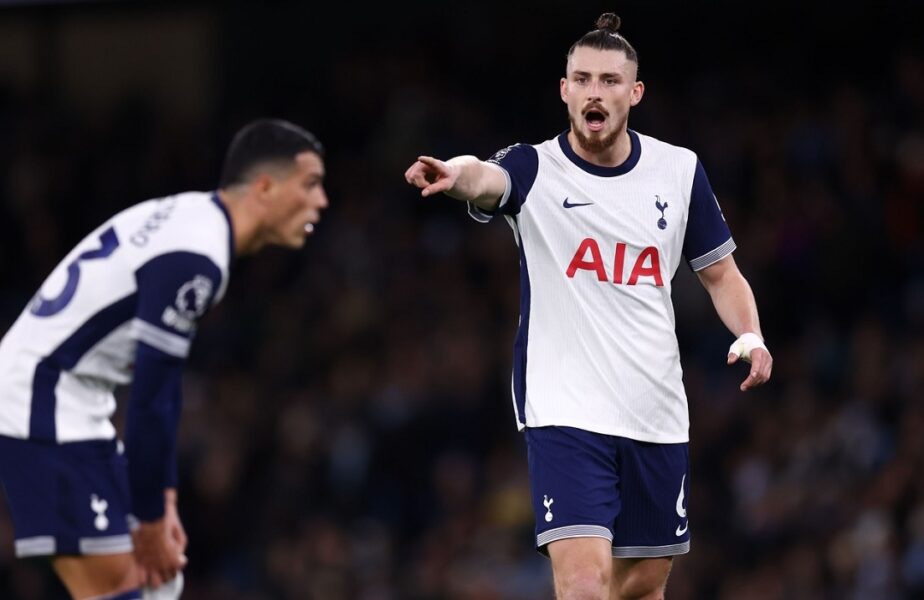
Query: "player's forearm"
706 269 763 339
126 343 184 522
444 156 505 210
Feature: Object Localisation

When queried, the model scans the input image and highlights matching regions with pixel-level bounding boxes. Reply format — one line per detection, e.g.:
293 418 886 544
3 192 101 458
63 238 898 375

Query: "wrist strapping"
728 332 767 363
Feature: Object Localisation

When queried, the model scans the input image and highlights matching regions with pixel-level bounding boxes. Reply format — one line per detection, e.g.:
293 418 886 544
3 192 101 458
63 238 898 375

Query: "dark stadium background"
1 1 922 597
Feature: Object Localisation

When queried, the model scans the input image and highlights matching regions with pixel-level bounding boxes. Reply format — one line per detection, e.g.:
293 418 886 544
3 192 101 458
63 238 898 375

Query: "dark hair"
567 13 638 67
219 118 324 188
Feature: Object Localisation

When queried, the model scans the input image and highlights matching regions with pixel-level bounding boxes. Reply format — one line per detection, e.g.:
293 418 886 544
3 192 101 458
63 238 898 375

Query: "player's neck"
567 127 632 168
215 190 262 256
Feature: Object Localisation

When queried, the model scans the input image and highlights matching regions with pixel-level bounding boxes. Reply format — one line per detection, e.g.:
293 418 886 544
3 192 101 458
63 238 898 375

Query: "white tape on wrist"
728 332 767 363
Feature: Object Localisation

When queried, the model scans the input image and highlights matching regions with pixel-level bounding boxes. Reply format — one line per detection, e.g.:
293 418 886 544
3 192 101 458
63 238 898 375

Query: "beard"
569 114 619 154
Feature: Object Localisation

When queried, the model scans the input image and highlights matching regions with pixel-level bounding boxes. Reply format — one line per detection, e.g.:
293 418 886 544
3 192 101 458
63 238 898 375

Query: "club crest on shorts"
543 495 555 522
90 494 109 531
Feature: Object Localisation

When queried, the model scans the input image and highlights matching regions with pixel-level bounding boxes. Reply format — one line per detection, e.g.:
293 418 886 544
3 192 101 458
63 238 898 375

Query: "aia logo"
566 238 663 287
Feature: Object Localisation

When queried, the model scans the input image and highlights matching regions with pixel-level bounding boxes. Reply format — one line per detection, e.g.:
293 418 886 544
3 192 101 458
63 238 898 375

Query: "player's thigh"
548 536 613 596
53 552 141 599
611 556 673 600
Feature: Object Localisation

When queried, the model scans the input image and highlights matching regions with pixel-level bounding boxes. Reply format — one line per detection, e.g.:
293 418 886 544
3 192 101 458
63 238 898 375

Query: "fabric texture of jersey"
525 426 691 557
470 131 734 443
0 192 232 443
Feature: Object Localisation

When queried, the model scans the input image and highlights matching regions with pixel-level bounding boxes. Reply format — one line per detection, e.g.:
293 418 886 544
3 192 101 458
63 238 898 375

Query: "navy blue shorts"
0 435 133 557
525 426 690 558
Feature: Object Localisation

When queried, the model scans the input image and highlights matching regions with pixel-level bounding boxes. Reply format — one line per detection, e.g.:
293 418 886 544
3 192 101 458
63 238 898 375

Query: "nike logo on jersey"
563 197 594 209
675 475 687 537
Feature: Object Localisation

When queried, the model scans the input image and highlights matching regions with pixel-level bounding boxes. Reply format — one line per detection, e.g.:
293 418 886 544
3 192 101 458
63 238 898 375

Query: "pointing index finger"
417 155 447 172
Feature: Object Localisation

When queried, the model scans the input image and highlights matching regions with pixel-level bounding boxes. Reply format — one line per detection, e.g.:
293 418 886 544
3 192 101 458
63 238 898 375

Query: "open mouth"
304 216 319 234
584 109 607 132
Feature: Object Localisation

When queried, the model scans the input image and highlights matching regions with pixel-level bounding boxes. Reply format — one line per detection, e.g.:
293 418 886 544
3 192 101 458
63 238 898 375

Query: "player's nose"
587 80 603 99
315 189 329 209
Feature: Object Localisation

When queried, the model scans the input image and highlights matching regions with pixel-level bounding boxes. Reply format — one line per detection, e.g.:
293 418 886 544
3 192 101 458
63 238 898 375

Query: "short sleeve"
683 160 736 271
467 143 539 222
130 252 222 360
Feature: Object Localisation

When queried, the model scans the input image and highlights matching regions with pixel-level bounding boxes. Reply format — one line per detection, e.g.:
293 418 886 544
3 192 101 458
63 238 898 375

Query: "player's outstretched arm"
404 155 507 211
696 254 773 392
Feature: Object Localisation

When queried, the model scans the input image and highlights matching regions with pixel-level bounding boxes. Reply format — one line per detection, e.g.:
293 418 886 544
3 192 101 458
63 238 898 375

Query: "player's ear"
560 77 569 103
630 80 644 106
252 173 274 196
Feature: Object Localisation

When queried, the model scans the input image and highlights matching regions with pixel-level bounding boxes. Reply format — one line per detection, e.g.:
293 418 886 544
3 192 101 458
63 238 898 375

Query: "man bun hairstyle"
219 118 324 188
596 12 621 32
567 12 639 66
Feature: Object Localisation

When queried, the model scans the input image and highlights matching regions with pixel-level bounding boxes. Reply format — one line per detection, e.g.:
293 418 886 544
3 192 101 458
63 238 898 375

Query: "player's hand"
727 333 772 392
133 491 187 588
163 489 188 556
404 156 459 197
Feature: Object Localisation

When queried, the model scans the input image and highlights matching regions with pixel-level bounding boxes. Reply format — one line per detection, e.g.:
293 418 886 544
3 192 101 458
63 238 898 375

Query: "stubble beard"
569 114 619 154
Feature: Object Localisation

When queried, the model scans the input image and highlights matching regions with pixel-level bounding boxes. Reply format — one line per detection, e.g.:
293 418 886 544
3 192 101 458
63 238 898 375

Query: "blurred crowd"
1 3 923 598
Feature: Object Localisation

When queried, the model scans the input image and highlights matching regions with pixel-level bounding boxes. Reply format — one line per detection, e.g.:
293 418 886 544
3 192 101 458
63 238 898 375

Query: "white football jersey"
470 130 734 443
0 192 232 443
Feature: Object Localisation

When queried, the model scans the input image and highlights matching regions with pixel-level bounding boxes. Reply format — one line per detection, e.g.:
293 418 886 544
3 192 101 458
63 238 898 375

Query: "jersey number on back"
29 227 121 317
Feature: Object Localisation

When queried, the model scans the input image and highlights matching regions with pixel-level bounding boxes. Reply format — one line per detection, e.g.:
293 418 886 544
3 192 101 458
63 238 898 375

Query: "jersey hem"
467 202 493 223
519 419 689 444
689 237 736 271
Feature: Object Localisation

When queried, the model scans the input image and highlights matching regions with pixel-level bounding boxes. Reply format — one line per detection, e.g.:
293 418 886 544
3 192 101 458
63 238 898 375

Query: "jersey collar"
210 192 236 261
557 129 641 177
